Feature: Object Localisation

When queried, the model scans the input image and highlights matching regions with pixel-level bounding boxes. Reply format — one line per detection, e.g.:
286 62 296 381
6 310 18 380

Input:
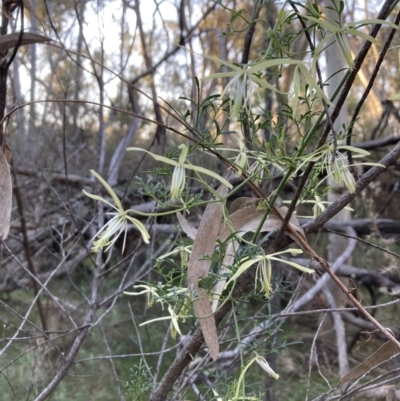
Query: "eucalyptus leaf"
0 148 12 240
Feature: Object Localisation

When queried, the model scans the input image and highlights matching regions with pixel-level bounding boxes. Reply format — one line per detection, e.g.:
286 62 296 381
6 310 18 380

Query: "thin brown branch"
133 0 165 143
11 165 48 332
129 3 218 85
353 134 400 150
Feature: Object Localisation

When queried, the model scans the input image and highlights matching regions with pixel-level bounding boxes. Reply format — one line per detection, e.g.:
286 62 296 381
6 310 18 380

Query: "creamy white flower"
328 152 356 193
83 170 150 253
255 354 279 380
233 135 248 175
234 352 279 400
302 15 399 72
295 144 384 194
128 146 232 201
225 249 314 297
170 144 189 200
124 284 160 308
198 54 333 119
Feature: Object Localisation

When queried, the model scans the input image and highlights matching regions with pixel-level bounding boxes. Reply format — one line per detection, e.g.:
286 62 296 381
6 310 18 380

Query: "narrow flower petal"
268 257 315 273
255 355 280 380
82 190 119 212
127 147 179 167
89 170 124 212
182 163 232 188
168 305 182 338
337 145 370 156
178 144 189 165
125 215 151 244
201 71 240 81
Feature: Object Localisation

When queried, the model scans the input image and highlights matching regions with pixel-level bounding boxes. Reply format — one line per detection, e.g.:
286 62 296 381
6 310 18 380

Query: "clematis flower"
327 152 356 193
320 147 383 193
199 55 332 119
171 144 189 200
282 197 353 218
125 284 161 308
295 144 384 194
224 249 314 298
302 14 399 72
83 170 150 253
158 244 192 269
127 145 232 200
234 352 279 400
233 135 248 176
127 284 190 338
254 354 280 380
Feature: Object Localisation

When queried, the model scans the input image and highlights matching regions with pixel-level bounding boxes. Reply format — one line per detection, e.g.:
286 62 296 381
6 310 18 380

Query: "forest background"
2 0 400 400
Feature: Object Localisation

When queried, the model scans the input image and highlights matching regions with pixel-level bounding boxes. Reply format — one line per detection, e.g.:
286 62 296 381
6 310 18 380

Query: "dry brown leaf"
187 184 229 286
338 341 397 386
187 184 228 361
3 0 43 22
3 143 11 164
218 205 307 248
211 206 308 311
192 294 218 356
0 32 50 52
0 148 12 240
228 197 261 214
2 0 17 20
218 206 282 242
176 211 197 240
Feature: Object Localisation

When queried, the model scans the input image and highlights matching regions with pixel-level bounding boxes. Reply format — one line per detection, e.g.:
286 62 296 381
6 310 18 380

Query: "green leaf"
298 64 334 106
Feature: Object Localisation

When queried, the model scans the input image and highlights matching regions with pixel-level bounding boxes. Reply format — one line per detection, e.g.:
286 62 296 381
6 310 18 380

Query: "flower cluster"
128 145 232 201
225 249 314 298
125 284 191 338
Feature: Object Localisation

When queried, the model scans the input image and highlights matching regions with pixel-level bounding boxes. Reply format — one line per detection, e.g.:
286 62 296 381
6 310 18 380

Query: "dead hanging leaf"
218 205 307 248
338 340 397 386
0 147 12 240
176 212 197 240
228 197 261 215
2 0 17 20
3 0 43 22
3 143 11 164
187 184 228 361
210 205 308 311
218 206 281 242
0 32 50 52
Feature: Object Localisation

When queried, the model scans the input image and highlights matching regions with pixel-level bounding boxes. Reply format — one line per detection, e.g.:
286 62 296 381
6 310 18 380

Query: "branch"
129 3 217 85
353 135 400 150
304 140 400 235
